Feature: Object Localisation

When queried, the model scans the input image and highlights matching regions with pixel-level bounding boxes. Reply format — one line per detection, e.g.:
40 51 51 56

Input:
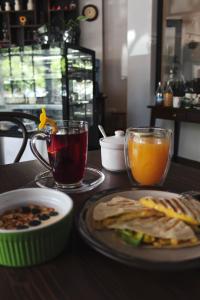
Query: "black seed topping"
31 208 41 215
49 211 59 217
39 214 50 221
29 220 41 227
21 206 31 213
0 204 58 230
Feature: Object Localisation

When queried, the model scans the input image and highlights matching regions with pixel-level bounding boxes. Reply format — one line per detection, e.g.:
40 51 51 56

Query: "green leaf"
76 15 88 21
65 15 88 29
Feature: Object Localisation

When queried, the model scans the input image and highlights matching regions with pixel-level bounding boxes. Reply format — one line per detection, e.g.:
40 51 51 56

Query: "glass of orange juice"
125 128 172 186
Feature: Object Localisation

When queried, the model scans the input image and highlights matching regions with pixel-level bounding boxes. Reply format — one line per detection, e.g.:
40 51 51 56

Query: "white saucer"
35 167 105 194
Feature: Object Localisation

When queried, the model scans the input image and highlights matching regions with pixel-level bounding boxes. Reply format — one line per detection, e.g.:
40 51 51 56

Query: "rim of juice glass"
124 127 172 187
125 127 172 136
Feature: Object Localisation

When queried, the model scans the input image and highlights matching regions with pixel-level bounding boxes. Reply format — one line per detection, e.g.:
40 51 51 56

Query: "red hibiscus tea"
47 128 88 187
30 120 88 189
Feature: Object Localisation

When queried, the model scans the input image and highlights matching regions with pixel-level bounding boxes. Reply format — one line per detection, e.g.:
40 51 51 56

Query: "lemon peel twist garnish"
38 108 58 134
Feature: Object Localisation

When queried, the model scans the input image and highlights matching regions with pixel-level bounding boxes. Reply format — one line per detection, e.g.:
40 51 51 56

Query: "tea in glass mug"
30 120 88 188
125 128 172 186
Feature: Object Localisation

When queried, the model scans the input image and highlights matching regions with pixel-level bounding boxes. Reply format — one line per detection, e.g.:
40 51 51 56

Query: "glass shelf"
3 104 62 110
0 10 34 13
10 25 40 28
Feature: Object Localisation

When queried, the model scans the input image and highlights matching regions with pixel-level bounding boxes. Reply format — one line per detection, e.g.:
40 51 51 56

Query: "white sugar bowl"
99 130 126 172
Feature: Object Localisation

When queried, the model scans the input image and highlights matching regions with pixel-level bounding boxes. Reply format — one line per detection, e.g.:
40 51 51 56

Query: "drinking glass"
125 127 172 186
30 120 88 189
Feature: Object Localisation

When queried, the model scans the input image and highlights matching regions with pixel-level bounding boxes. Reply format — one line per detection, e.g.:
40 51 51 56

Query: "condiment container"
99 130 126 172
173 96 181 108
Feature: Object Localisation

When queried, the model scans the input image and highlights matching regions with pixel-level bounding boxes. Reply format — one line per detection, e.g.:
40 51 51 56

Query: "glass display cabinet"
0 43 98 148
157 0 200 96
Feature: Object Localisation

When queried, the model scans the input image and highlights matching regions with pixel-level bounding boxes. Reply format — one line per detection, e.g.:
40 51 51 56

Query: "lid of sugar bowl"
99 130 125 150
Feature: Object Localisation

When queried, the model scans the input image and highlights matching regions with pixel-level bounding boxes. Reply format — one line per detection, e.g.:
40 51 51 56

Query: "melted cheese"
139 197 198 225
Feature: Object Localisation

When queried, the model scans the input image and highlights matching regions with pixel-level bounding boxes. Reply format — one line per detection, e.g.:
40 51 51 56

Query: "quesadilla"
139 196 200 225
108 216 197 247
92 196 198 247
93 196 163 228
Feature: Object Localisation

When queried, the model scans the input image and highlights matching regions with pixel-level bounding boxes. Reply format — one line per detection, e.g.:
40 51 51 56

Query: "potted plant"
63 15 88 44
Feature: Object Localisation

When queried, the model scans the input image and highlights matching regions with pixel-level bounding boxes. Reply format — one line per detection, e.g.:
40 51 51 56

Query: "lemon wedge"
38 108 58 134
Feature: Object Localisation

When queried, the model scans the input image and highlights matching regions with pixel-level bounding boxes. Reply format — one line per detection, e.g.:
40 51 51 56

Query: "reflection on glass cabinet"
159 0 200 96
0 44 97 148
67 48 94 125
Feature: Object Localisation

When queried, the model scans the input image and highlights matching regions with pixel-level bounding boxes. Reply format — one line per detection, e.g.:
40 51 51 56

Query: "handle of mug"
30 132 51 171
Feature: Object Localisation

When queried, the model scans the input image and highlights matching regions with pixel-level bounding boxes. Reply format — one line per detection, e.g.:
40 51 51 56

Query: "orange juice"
128 136 170 185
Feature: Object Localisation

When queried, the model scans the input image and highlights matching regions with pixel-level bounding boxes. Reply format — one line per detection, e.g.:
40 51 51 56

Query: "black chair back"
0 112 39 163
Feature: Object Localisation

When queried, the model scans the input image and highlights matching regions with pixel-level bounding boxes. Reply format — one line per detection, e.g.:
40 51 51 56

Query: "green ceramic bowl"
0 188 73 267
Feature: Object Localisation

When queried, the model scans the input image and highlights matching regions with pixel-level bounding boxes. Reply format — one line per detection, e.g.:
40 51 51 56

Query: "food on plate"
0 204 59 230
92 195 200 248
93 196 163 228
139 196 200 225
109 216 197 247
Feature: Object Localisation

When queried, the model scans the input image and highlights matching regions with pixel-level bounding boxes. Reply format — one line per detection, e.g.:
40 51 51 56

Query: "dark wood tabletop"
1 151 200 300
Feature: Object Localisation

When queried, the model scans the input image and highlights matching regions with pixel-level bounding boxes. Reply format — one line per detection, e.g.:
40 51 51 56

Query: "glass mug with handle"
125 127 172 186
30 120 88 189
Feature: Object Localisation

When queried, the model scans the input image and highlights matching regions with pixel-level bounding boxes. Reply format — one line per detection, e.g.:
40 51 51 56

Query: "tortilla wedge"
93 196 163 228
108 216 197 243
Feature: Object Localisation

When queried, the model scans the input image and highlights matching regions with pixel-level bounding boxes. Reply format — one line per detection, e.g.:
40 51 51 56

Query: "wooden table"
148 105 200 161
1 151 200 300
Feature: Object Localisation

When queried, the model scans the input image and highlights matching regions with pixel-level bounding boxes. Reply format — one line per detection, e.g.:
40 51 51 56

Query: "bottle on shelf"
27 0 34 10
168 69 174 82
2 22 9 41
14 0 20 11
163 81 173 107
69 0 77 11
168 67 186 97
5 2 10 11
182 83 193 108
155 82 164 106
173 96 181 108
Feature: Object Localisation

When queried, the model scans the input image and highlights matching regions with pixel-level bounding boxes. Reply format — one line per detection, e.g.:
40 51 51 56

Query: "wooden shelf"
50 9 73 12
50 9 65 12
0 0 79 47
10 25 40 28
0 40 10 43
0 10 34 13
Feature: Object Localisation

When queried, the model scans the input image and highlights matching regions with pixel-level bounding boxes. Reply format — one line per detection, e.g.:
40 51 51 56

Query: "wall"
80 0 127 134
103 0 127 134
127 0 157 127
79 0 103 88
103 0 127 113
